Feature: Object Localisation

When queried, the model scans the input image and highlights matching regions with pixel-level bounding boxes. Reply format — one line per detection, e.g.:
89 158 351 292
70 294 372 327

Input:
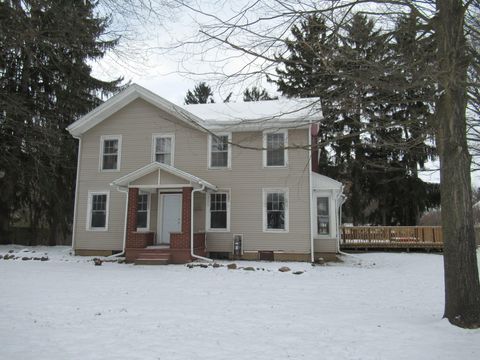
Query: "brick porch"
125 187 206 264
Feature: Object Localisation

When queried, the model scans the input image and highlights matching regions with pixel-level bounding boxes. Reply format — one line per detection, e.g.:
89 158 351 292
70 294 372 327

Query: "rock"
278 266 291 272
21 257 32 261
317 257 325 265
40 256 49 261
93 258 102 266
0 255 3 259
212 263 221 268
292 271 304 275
33 257 41 261
243 266 255 271
186 264 194 269
199 264 208 268
227 263 237 270
8 250 14 253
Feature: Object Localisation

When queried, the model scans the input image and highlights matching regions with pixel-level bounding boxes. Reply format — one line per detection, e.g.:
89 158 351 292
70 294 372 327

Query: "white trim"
151 133 175 166
71 136 82 250
111 161 217 191
86 190 110 231
308 126 314 262
312 190 337 239
67 84 206 136
262 188 289 233
208 133 232 169
136 191 151 232
262 129 288 168
99 135 122 172
206 189 231 232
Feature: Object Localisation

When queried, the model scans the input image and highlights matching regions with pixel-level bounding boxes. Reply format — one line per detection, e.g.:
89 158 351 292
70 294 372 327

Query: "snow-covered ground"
0 246 479 360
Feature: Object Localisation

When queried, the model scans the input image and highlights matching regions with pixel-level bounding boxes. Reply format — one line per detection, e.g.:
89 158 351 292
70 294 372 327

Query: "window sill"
87 228 108 232
207 228 230 233
263 229 289 233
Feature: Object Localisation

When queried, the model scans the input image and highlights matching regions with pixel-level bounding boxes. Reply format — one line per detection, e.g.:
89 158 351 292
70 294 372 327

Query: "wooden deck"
340 226 443 251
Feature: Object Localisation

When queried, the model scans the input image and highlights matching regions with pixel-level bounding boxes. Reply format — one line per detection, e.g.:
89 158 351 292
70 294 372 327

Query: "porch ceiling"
110 161 217 191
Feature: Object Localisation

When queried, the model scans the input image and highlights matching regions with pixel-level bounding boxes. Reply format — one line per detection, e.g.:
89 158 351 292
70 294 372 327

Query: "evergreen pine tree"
0 0 122 244
184 82 215 104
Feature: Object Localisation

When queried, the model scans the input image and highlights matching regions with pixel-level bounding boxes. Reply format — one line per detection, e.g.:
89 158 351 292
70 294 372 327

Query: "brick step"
135 258 169 265
137 252 171 260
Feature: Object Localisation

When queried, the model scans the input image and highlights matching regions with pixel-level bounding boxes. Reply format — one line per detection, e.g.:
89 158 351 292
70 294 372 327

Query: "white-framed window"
100 135 122 171
263 188 289 232
137 192 150 231
263 130 288 167
152 134 175 165
86 191 109 231
208 133 231 169
206 190 230 231
316 196 330 236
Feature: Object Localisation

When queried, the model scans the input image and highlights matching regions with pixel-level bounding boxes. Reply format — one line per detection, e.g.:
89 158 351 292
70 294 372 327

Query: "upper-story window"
208 133 231 169
152 134 174 166
263 130 288 167
100 135 122 171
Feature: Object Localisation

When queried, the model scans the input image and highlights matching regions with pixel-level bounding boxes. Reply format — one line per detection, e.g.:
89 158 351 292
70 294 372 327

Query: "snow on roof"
182 97 322 131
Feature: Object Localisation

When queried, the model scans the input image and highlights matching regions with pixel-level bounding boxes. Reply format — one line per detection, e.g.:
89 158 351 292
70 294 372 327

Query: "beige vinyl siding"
131 171 158 186
73 98 313 253
160 171 189 185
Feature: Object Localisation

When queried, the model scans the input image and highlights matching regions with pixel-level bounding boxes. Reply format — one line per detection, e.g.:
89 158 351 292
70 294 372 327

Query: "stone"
212 263 221 268
186 264 194 269
227 263 237 270
317 257 325 265
40 256 49 261
93 258 102 266
8 250 14 253
292 271 304 275
0 254 3 259
243 266 255 271
278 266 291 272
21 257 32 261
199 264 208 268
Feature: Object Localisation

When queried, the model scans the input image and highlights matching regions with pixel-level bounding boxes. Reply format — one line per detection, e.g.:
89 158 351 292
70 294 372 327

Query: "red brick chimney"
311 123 319 173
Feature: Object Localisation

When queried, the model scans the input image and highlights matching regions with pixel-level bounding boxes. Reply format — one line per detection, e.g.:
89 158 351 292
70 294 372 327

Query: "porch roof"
110 161 217 190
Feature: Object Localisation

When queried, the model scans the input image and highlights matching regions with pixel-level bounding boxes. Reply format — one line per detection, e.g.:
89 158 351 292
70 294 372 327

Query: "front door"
159 193 182 244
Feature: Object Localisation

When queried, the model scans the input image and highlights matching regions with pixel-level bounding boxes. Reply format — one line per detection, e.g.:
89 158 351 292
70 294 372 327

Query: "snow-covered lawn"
0 246 479 360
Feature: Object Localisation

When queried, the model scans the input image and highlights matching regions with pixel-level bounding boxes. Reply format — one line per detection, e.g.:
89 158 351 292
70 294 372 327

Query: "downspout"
336 186 352 257
108 186 129 258
191 182 213 262
308 124 315 263
71 135 82 252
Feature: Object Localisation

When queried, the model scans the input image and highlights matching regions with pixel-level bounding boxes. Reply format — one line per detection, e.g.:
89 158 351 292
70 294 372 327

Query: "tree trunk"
435 0 480 328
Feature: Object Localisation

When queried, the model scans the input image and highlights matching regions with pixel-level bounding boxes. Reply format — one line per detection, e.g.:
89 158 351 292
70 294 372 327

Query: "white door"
159 194 182 244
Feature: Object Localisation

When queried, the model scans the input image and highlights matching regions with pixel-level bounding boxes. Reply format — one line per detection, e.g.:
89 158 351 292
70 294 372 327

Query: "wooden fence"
340 226 443 250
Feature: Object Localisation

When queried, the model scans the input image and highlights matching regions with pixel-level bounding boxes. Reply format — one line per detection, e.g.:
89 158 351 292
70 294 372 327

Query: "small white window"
100 135 121 171
207 190 230 231
87 191 109 231
317 197 330 236
263 130 288 167
208 133 231 169
263 188 289 232
152 134 174 165
137 192 150 231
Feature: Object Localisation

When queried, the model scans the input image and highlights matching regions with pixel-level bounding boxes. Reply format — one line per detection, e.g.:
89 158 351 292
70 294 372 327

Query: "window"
100 135 121 171
137 193 150 230
207 191 230 231
209 133 231 168
317 197 330 235
263 189 289 232
263 130 287 167
87 191 109 231
152 134 174 165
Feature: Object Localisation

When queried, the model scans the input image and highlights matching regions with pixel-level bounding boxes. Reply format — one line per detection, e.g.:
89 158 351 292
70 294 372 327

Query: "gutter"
191 183 213 262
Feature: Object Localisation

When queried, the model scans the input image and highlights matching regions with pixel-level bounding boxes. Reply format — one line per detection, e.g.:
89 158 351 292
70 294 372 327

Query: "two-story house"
67 84 344 264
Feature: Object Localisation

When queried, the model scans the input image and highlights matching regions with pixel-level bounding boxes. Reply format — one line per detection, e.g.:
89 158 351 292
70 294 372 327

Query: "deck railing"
341 226 443 249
